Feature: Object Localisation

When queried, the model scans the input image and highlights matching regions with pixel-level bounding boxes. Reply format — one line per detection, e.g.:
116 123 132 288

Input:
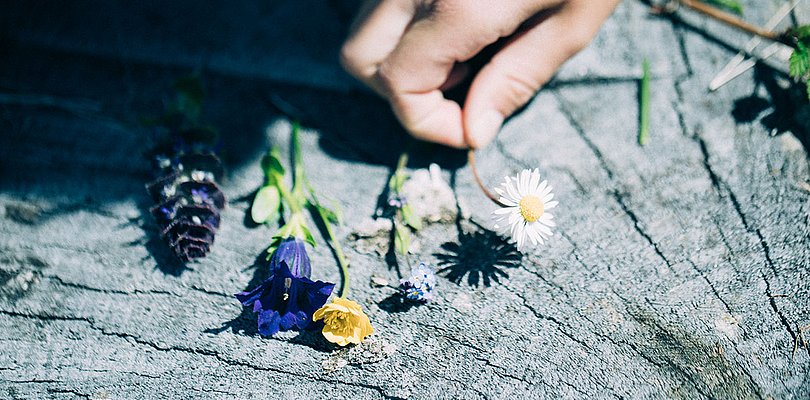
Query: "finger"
340 0 417 93
387 62 468 147
438 63 470 92
463 0 620 148
390 90 466 147
377 0 557 94
378 0 559 147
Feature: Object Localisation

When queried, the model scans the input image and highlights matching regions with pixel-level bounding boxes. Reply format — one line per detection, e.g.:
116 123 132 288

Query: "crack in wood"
689 134 800 352
684 259 733 315
664 24 802 361
47 387 91 399
0 309 405 400
553 93 616 181
558 232 770 398
610 190 678 274
46 275 178 297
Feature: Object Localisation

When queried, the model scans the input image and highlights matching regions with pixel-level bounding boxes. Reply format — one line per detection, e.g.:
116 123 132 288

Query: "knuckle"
375 63 405 94
423 0 461 18
339 42 363 76
338 51 354 74
500 67 541 111
428 0 502 40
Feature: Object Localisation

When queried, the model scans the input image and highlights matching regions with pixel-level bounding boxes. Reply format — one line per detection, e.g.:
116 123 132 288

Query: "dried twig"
792 324 810 361
654 0 795 47
678 0 781 41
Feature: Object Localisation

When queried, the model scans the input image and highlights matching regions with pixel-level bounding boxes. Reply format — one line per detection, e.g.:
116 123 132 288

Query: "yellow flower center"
518 195 544 222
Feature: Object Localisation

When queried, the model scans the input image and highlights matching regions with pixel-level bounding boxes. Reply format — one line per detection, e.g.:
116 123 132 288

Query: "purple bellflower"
235 260 334 337
269 238 311 278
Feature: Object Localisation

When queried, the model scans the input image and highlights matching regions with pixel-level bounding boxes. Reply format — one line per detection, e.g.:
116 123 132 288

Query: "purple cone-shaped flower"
235 261 334 337
269 238 311 278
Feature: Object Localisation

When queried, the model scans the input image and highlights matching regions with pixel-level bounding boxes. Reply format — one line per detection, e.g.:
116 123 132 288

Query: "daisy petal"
493 206 516 215
528 170 539 193
505 179 519 201
499 197 517 207
536 180 547 196
491 169 560 253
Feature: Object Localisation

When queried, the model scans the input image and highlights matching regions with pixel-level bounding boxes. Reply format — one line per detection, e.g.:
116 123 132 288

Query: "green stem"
326 216 349 299
276 179 302 213
388 151 409 195
638 58 651 146
291 121 305 189
395 152 408 173
306 178 350 295
289 119 350 296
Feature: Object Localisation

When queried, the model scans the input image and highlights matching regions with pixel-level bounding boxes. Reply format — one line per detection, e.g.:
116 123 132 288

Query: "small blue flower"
399 262 436 302
387 194 407 209
235 261 335 337
269 238 311 278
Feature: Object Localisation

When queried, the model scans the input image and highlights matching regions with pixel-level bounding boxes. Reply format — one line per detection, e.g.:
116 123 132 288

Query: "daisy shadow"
434 220 522 287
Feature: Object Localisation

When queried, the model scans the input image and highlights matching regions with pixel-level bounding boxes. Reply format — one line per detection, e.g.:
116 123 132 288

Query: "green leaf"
394 223 411 255
703 0 743 15
400 205 422 231
638 57 651 146
261 147 286 184
787 25 810 42
388 171 407 193
299 224 317 247
789 41 810 81
327 201 343 224
316 204 341 225
251 185 281 224
265 236 283 261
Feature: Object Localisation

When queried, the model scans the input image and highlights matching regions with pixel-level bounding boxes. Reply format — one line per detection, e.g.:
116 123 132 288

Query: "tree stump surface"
1 1 809 399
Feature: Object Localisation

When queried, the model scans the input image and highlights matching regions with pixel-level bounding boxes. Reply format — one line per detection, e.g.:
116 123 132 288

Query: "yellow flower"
313 297 374 346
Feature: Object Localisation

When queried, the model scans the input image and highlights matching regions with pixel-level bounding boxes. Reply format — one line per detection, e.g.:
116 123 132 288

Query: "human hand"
340 0 621 149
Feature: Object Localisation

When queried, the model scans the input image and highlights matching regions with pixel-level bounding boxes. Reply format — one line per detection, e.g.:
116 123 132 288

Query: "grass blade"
638 58 651 146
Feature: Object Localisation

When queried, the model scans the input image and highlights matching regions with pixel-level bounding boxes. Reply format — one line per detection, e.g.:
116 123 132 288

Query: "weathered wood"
1 1 809 399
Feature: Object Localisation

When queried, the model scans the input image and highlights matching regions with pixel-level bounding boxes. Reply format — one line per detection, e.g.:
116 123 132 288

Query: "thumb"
463 3 613 148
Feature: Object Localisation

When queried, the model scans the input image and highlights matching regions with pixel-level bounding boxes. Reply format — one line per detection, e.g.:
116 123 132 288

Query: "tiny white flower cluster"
492 169 558 252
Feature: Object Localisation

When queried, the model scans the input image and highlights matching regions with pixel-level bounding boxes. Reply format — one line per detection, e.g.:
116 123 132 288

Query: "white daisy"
491 169 558 252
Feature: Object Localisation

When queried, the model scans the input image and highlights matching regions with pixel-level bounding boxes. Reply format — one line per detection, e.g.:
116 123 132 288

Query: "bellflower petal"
269 238 312 278
235 261 334 336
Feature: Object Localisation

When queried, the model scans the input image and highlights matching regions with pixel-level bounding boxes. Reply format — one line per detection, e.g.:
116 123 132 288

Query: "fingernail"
468 110 503 148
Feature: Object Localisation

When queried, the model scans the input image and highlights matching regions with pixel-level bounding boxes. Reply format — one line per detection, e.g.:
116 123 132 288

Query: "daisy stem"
468 150 508 207
661 0 797 46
